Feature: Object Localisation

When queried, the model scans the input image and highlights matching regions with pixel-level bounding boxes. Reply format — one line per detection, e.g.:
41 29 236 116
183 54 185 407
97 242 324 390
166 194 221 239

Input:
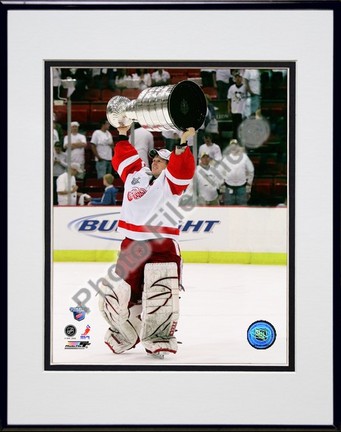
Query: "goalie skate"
146 349 168 360
141 262 180 356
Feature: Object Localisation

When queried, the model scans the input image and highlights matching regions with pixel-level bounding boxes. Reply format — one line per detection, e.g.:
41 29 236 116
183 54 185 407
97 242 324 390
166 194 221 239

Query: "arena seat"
262 154 279 175
84 161 97 179
169 68 188 76
261 102 286 118
76 179 85 190
249 154 262 170
87 191 103 200
273 176 287 198
187 69 201 78
84 178 104 192
89 104 107 123
115 191 124 206
101 89 121 101
113 177 124 190
170 75 188 84
71 104 90 124
251 177 273 201
84 142 94 162
83 88 101 102
121 88 141 99
53 105 67 124
202 86 217 100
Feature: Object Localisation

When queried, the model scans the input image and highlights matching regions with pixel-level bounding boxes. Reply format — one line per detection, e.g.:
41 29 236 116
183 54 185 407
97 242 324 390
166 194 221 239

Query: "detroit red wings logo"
127 187 147 201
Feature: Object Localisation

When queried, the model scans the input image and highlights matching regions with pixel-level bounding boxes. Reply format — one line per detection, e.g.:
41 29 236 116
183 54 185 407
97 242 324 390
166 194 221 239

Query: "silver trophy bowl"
106 80 207 132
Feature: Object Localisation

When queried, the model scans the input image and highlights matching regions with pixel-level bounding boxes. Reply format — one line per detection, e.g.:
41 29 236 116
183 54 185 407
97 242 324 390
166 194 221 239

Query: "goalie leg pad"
98 276 141 354
141 262 179 355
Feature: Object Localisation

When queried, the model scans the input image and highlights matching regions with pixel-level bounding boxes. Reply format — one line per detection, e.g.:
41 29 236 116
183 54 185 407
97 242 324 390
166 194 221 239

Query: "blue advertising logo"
67 212 122 241
247 320 276 349
67 211 220 241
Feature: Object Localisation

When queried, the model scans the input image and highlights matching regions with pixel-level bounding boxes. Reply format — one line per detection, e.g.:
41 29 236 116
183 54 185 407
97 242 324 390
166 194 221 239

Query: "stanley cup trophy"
106 80 207 132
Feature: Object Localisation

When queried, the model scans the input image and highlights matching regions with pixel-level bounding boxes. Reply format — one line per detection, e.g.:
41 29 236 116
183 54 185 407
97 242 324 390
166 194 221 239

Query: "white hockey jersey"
112 136 195 241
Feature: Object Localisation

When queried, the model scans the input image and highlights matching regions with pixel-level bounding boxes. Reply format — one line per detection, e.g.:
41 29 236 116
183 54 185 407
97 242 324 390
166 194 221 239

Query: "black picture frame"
2 1 340 431
45 59 294 373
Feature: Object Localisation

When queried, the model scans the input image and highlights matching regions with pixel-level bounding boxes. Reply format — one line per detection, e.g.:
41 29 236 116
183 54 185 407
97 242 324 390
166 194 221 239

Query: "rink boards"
52 206 288 264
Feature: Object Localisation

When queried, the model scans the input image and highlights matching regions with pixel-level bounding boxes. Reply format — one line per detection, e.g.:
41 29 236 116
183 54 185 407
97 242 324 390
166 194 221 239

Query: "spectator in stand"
227 72 247 139
53 67 62 100
162 129 181 151
115 68 130 90
242 69 261 117
196 94 218 147
182 151 221 207
215 69 232 100
87 174 118 206
53 113 64 143
90 119 114 179
53 124 59 147
132 69 152 90
91 68 108 90
217 139 254 206
56 162 83 206
107 68 118 91
53 142 67 205
200 69 216 87
63 121 87 179
204 94 219 136
151 68 170 86
198 132 222 164
61 68 91 101
129 122 154 168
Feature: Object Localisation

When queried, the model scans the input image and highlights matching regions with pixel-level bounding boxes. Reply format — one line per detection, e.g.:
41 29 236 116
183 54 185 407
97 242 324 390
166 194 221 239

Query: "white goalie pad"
98 276 141 354
141 262 180 355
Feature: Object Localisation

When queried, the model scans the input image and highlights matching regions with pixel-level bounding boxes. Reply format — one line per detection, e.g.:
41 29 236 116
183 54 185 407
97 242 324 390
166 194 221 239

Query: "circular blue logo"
247 320 276 349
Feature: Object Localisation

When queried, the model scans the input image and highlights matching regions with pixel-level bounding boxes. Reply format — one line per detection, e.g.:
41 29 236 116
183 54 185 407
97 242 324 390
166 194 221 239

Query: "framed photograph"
3 1 340 430
46 60 293 372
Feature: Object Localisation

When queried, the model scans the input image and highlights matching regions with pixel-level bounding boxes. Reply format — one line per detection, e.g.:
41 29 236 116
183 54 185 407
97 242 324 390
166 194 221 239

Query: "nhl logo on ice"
69 306 86 321
247 320 276 349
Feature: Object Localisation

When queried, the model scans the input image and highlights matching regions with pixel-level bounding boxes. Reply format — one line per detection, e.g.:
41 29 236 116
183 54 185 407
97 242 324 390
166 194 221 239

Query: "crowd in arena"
52 67 288 207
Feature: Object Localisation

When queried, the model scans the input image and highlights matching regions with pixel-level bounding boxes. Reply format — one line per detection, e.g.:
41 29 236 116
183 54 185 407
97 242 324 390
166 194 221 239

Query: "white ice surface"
51 262 288 367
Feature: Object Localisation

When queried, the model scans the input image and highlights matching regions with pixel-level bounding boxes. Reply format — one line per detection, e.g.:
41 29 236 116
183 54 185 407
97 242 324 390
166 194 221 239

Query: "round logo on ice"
247 320 276 349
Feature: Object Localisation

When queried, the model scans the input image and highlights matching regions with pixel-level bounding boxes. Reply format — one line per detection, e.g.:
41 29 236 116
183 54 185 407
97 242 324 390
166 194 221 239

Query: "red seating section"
252 177 273 197
71 104 90 124
101 89 121 102
121 88 141 99
273 176 287 198
53 105 67 124
53 68 288 207
202 86 217 99
83 88 101 101
89 104 107 124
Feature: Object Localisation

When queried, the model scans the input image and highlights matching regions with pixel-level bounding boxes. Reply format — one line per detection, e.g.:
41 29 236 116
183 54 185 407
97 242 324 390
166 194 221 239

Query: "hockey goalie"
98 124 196 358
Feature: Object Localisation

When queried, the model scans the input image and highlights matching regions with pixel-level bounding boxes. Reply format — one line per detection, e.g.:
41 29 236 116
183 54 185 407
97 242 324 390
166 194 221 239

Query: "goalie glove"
176 127 196 151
